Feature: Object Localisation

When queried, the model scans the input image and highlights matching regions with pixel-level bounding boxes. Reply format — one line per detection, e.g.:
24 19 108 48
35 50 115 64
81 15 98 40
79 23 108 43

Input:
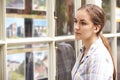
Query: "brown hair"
78 4 116 80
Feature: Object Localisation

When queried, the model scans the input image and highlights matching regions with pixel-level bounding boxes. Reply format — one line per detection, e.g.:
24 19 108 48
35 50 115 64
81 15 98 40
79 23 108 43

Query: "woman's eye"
74 18 77 23
74 20 77 23
80 22 87 25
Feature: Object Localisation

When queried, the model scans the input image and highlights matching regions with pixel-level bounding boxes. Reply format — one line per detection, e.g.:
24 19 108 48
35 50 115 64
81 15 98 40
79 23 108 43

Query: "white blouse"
72 37 114 80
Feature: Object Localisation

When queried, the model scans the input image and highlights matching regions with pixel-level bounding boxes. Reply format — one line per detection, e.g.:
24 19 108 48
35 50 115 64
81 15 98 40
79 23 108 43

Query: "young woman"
72 4 116 80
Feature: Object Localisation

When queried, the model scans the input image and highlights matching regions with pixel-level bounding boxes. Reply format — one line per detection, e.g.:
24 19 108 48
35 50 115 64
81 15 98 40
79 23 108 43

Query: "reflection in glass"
102 0 111 33
6 0 47 38
117 37 120 79
7 43 49 80
55 41 75 80
55 0 74 36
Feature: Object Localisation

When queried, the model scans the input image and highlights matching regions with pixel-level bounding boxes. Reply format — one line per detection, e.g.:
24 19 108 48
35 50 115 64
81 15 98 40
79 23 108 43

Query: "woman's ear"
94 25 101 33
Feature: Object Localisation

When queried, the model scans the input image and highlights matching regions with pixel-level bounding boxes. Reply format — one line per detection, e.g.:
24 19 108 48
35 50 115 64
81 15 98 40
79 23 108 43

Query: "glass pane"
7 43 49 80
117 0 120 7
107 38 112 47
7 53 25 80
55 41 76 80
102 0 111 33
117 22 120 32
32 43 49 80
117 37 120 79
117 0 120 32
81 0 86 6
6 0 48 39
55 0 74 36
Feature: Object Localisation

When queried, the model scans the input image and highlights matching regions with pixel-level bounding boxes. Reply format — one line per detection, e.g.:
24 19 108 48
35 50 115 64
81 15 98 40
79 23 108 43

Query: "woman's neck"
83 36 98 52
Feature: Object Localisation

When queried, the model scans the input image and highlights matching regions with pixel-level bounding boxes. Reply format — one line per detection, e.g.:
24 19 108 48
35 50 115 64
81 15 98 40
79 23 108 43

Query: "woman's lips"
75 32 81 35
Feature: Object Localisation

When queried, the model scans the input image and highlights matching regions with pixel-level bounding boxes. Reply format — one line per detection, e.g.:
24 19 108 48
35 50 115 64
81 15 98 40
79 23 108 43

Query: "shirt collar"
80 37 102 63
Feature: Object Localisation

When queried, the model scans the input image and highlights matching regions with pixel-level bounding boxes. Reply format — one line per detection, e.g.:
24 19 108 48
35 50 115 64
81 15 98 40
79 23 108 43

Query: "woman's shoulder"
90 43 112 65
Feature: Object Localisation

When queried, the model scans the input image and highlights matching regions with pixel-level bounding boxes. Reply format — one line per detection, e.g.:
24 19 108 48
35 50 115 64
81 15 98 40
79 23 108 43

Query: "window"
6 0 47 38
117 0 120 79
0 0 119 80
102 0 112 33
55 41 75 80
7 43 49 80
55 0 74 36
6 0 49 80
117 37 120 79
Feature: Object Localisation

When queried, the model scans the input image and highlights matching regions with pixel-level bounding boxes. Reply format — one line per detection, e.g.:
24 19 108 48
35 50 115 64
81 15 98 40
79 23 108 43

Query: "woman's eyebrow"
79 19 86 22
74 18 86 22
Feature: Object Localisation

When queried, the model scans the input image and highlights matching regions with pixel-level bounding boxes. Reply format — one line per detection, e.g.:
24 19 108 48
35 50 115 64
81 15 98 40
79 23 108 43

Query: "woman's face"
74 9 97 40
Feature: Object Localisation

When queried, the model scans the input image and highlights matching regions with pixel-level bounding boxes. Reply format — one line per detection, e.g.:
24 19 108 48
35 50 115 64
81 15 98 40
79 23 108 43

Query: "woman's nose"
74 24 80 30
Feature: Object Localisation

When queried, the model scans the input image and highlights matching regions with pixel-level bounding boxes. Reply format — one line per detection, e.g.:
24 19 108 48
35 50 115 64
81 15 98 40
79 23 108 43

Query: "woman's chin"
75 36 81 40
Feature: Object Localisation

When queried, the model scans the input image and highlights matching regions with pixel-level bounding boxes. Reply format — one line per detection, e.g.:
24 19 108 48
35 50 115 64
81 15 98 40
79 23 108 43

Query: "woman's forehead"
75 9 91 21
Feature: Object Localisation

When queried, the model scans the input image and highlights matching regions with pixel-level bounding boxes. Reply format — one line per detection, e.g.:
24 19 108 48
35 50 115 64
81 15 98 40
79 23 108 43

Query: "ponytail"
100 33 116 80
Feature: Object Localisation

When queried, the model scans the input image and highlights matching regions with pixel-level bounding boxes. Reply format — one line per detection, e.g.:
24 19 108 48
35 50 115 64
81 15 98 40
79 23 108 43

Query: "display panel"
6 0 25 9
33 19 47 37
32 0 46 11
32 43 49 80
34 50 48 79
6 17 24 38
7 53 25 80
